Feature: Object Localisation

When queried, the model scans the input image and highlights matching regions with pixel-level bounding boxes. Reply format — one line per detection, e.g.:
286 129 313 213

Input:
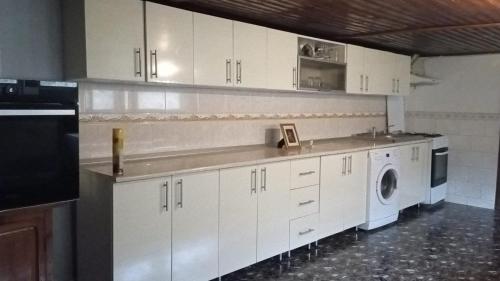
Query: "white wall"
406 55 500 209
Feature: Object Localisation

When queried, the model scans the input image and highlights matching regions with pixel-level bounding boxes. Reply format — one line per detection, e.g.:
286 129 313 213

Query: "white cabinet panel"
219 166 258 276
194 13 234 87
233 22 267 88
172 171 219 281
289 185 319 219
320 151 368 238
289 214 319 250
257 161 290 261
84 0 145 81
395 54 411 95
290 157 320 189
113 177 172 281
364 48 388 95
146 3 193 84
346 44 365 94
266 29 297 90
399 143 428 210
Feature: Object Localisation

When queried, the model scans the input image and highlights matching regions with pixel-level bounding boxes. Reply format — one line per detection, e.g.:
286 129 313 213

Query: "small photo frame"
280 123 301 149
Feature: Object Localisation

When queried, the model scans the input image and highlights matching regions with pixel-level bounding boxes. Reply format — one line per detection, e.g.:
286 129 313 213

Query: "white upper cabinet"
233 22 268 89
171 171 219 281
194 13 234 87
346 44 366 94
394 54 411 95
145 3 194 84
266 29 298 90
64 0 145 81
113 177 172 281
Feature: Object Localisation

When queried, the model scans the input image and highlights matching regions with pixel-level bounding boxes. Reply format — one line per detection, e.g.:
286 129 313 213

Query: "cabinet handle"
260 168 267 192
163 181 169 211
416 147 419 161
299 171 315 176
348 155 352 175
236 60 242 84
176 179 183 208
299 228 315 236
392 78 395 93
251 169 257 194
360 75 364 91
134 48 142 77
150 50 158 78
365 75 369 91
342 156 346 176
397 79 400 93
298 200 315 206
226 59 232 83
293 67 297 88
411 147 415 161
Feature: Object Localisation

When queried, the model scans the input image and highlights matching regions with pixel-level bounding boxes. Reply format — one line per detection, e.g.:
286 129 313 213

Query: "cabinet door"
257 161 290 261
85 0 145 81
346 44 365 94
172 171 219 281
319 154 346 238
395 54 411 95
194 13 234 87
219 166 258 276
146 3 193 84
113 178 172 281
399 145 417 210
364 48 389 95
414 143 429 202
233 22 267 88
343 152 368 229
266 29 297 90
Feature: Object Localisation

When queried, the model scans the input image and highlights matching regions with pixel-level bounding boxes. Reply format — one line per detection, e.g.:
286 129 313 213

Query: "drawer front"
290 214 319 250
290 157 320 189
289 185 319 219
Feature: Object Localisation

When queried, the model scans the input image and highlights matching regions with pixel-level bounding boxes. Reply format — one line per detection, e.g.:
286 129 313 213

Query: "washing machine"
359 147 401 230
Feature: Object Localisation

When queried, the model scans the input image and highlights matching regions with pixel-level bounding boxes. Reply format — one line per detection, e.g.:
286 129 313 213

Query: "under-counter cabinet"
145 3 194 84
78 170 219 281
319 151 368 238
219 161 290 276
233 22 268 88
399 143 429 210
63 0 146 81
266 29 298 90
193 13 234 87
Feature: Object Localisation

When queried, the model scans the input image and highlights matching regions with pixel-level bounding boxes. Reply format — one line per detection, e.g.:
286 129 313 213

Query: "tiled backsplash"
79 82 386 159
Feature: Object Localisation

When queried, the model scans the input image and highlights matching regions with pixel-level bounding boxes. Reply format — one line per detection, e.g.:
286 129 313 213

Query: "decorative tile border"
79 112 386 122
406 111 500 121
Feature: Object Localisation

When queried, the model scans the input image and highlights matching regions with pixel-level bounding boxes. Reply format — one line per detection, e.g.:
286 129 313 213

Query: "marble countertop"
82 136 430 183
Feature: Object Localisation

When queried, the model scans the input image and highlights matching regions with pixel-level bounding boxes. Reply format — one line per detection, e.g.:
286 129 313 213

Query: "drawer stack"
289 157 320 250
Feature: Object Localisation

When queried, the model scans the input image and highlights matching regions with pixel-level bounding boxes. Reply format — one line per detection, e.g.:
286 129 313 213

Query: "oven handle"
435 151 448 156
0 109 75 116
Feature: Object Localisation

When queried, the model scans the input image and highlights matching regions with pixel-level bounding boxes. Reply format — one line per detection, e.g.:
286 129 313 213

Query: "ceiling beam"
339 22 500 39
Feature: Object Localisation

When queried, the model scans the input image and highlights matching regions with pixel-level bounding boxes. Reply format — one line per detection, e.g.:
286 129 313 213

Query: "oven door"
431 147 448 188
0 107 79 211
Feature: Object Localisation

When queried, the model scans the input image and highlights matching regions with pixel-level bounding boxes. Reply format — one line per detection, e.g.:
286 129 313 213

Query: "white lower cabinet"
289 214 319 250
219 161 290 276
319 151 368 238
171 171 219 281
113 177 172 281
399 143 428 210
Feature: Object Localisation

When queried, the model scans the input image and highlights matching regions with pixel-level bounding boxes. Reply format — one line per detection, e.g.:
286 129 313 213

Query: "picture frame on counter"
280 123 301 149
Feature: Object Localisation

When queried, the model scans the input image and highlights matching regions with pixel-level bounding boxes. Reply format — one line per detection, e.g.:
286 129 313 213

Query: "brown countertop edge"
81 136 431 183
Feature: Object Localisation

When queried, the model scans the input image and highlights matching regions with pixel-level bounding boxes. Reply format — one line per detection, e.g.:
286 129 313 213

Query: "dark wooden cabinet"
0 208 52 281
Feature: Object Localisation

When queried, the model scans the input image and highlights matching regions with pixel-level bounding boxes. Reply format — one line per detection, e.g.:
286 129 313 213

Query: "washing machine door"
376 164 399 205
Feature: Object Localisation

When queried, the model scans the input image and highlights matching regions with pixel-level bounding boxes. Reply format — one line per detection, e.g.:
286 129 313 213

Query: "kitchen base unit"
77 169 219 281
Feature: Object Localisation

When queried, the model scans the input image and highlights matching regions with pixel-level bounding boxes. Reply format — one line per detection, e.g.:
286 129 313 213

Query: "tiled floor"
220 203 500 281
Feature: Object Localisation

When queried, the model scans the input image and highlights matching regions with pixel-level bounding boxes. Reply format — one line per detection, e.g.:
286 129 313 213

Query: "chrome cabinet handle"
342 156 346 176
236 60 242 84
298 200 315 206
360 75 364 91
176 179 183 208
226 59 232 83
365 75 369 91
348 155 352 175
260 168 267 192
251 169 257 194
150 50 158 78
299 228 315 236
397 79 400 93
163 181 169 211
392 78 395 93
416 147 420 161
435 151 448 156
411 147 415 161
134 48 142 77
299 171 315 176
293 67 297 88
